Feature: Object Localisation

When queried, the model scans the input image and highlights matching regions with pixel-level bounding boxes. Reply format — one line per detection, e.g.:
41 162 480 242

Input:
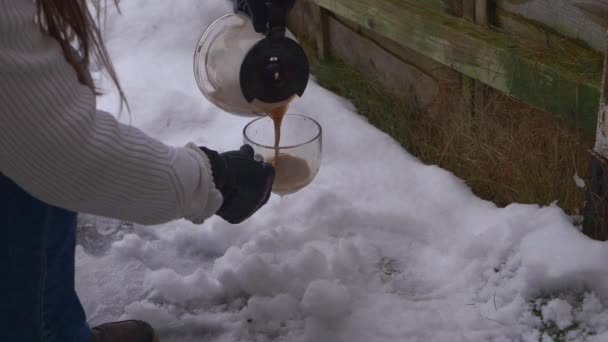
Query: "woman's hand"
200 145 274 224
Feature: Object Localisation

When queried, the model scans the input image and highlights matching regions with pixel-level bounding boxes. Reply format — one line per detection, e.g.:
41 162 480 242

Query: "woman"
0 0 275 341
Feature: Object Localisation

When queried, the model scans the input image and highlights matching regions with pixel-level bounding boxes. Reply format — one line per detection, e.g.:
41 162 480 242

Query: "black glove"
234 0 296 34
200 145 275 224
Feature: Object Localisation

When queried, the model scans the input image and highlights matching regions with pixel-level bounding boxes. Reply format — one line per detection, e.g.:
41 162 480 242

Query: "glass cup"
243 114 322 196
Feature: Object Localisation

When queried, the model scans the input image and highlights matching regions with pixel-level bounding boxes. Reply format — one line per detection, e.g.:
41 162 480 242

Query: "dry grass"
311 56 594 214
412 83 593 211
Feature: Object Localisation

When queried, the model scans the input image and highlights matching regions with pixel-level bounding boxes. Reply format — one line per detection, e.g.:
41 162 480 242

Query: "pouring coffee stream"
267 104 315 195
269 105 286 162
194 0 315 194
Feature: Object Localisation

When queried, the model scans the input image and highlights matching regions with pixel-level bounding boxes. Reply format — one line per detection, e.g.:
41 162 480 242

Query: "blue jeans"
0 173 91 342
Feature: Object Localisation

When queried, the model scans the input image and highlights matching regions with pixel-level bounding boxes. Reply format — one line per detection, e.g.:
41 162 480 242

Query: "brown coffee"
267 105 313 194
268 105 288 161
268 153 313 195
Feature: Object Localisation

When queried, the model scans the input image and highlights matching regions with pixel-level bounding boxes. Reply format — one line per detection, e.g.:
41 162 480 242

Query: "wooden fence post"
460 0 475 131
584 29 608 240
313 5 330 61
475 0 488 26
474 0 488 133
460 0 488 132
462 0 475 21
577 1 608 240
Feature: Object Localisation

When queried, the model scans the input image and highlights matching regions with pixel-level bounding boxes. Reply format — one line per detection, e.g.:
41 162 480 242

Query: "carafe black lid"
239 36 309 104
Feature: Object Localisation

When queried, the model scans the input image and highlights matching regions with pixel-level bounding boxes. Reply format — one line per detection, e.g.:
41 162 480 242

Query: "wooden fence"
289 0 605 133
288 0 608 240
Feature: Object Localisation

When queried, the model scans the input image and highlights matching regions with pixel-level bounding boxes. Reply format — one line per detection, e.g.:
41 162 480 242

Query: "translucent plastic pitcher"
194 13 309 116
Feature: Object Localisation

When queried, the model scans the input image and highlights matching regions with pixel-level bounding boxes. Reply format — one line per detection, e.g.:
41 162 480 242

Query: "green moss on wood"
313 0 603 132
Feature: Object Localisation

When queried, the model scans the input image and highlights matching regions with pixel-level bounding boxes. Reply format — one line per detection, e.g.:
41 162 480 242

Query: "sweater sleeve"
0 0 223 225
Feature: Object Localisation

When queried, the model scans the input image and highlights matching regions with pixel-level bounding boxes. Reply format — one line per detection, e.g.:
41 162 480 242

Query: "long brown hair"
36 0 128 109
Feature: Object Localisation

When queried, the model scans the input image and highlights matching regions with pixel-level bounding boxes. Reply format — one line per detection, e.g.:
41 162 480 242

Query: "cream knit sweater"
0 0 223 225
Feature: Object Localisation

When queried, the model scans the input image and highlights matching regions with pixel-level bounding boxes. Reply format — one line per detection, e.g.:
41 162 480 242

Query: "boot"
90 320 159 342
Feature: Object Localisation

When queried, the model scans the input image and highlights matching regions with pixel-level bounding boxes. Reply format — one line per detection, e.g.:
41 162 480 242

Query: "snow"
574 173 586 189
76 0 608 341
541 298 573 330
301 279 352 320
542 334 556 342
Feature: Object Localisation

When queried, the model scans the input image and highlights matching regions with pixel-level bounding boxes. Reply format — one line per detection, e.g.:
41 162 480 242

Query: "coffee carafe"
194 0 310 116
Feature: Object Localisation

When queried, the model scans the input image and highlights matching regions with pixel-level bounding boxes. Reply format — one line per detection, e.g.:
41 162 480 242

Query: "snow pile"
78 0 608 341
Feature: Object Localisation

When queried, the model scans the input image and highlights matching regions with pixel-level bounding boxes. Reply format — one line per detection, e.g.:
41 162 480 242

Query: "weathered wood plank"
497 0 606 52
474 0 488 116
313 6 330 61
462 0 475 21
574 1 608 29
461 0 487 128
406 0 452 13
327 16 441 109
595 31 608 156
584 30 608 240
475 0 488 26
313 0 603 132
584 150 608 241
496 10 563 47
330 13 460 85
587 29 608 241
287 0 319 43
